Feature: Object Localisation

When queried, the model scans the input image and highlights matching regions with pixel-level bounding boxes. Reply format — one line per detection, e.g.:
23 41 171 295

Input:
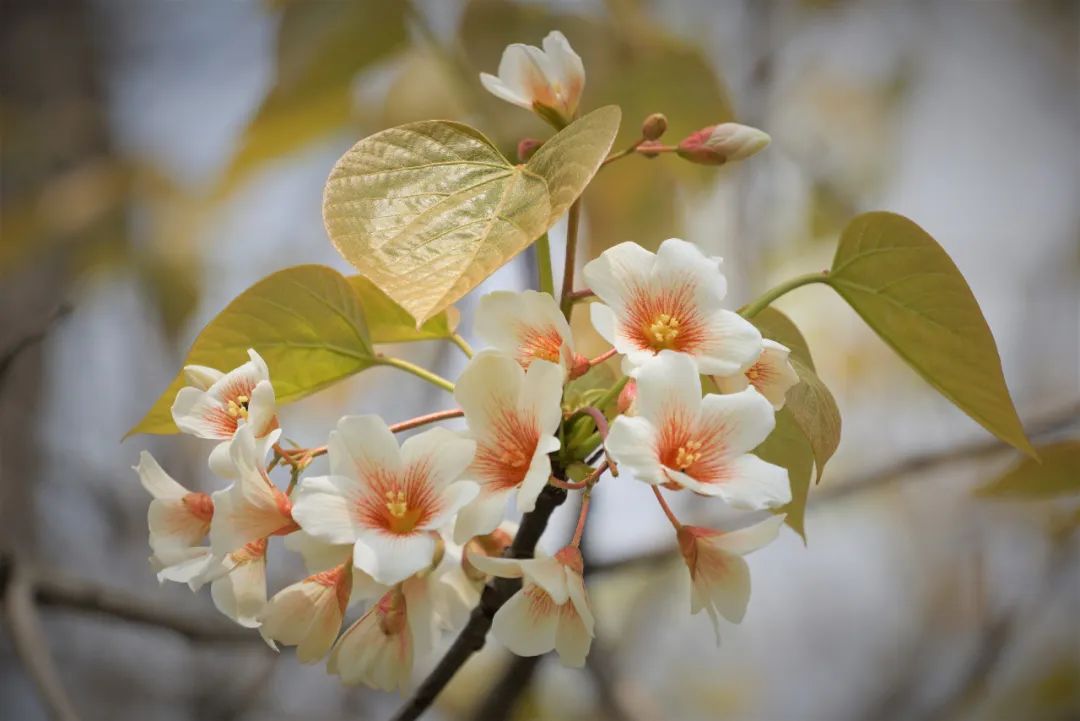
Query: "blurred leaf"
323 108 618 324
829 212 1033 456
323 120 550 324
526 105 621 222
751 308 841 482
128 265 374 436
976 441 1080 498
755 407 813 541
217 0 407 195
380 50 469 129
347 275 459 344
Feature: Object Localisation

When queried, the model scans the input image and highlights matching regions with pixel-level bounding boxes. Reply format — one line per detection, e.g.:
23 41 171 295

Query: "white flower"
291 416 477 586
259 561 352 663
468 546 594 667
475 290 580 376
715 339 800 410
583 238 763 375
209 426 297 559
209 538 268 628
606 351 790 510
677 515 785 642
452 351 562 544
134 451 217 585
171 349 278 478
328 578 434 692
479 30 585 124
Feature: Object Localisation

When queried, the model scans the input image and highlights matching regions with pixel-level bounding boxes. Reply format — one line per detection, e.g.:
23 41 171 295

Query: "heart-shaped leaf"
347 275 459 344
829 212 1033 456
323 107 621 324
128 265 375 436
976 441 1080 498
755 407 813 542
751 308 841 483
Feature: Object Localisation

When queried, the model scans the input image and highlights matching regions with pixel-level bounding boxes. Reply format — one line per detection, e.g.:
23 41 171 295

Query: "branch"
391 484 568 721
469 654 544 721
0 303 72 391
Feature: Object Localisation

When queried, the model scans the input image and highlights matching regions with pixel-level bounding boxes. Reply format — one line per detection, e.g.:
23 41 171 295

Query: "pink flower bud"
617 379 637 415
677 123 771 165
517 137 543 162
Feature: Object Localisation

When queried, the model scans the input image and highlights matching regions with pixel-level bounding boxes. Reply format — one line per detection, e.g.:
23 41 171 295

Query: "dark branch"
390 484 567 721
0 304 72 391
469 654 544 721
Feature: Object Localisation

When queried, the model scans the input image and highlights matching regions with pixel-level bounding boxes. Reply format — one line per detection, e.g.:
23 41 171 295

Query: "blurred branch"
2 555 83 721
588 402 1080 576
470 654 544 721
0 552 255 644
0 304 72 392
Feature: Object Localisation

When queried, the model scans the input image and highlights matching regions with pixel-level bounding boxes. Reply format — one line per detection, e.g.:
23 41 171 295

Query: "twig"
469 654 545 721
0 303 72 391
2 555 82 721
390 484 568 721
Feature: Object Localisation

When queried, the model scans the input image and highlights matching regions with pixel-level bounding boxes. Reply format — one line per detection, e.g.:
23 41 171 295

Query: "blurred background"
2 1 1078 720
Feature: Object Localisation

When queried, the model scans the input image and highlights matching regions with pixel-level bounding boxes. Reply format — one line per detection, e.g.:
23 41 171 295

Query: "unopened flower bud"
463 528 513 582
569 353 591 380
677 123 771 166
641 113 668 141
517 137 543 162
617 379 637 415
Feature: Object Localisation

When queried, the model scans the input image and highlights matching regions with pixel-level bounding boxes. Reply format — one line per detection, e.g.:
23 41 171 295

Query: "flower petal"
713 454 791 510
353 530 436 586
606 416 662 485
333 415 403 480
491 587 559 657
715 514 786 556
421 480 479 532
694 309 763 376
455 350 524 440
554 605 592 667
400 427 476 493
520 557 569 604
698 388 776 456
632 350 703 424
582 241 656 313
453 489 511 544
134 451 187 499
210 554 267 628
291 475 363 545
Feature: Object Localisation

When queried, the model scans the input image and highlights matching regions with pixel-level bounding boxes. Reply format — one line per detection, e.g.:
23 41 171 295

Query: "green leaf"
127 265 375 436
976 441 1080 498
829 212 1034 456
217 0 407 195
751 308 842 483
323 108 620 324
754 408 813 542
525 105 622 223
347 275 459 344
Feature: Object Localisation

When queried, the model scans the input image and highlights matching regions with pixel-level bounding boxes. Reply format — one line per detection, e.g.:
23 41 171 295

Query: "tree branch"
391 484 568 721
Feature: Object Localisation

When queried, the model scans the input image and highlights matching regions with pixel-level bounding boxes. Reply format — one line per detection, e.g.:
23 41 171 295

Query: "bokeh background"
2 1 1078 720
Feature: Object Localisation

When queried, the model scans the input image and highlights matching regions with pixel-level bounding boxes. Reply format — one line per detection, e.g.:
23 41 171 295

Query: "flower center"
226 394 250 420
384 487 422 534
648 313 681 349
675 440 703 470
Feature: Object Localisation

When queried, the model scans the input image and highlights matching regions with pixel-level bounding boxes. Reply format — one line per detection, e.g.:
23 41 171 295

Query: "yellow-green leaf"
347 275 459 344
751 308 841 483
525 106 621 222
323 120 551 325
976 441 1080 498
127 265 374 436
755 407 813 542
829 212 1033 456
217 0 407 195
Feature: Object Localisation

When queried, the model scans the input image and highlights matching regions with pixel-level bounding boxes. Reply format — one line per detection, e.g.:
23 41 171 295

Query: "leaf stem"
449 333 474 359
559 200 583 317
376 355 455 393
739 271 830 319
534 232 555 296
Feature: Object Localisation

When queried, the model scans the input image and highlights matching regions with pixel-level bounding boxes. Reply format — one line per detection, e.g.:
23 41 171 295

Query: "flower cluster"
135 30 796 693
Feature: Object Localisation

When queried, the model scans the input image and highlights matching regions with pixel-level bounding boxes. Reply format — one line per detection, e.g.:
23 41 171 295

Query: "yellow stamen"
385 489 408 519
675 440 702 470
649 313 681 348
226 394 250 419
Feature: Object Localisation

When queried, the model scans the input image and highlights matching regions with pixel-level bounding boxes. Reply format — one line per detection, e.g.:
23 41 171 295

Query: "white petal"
453 490 511 544
694 309 763 376
454 350 524 440
582 241 656 312
520 557 569 604
259 578 343 663
148 498 208 554
171 386 229 440
698 387 776 456
491 588 558 657
541 30 584 115
283 530 353 573
208 440 237 479
566 571 595 636
479 72 532 109
695 553 750 624
421 480 479 532
211 555 266 628
715 514 786 556
154 547 216 585
290 475 362 545
183 364 223 390
518 359 565 435
515 444 554 513
554 606 592 667
653 238 726 308
400 427 476 492
605 416 662 485
754 340 801 410
134 451 187 499
714 370 751 395
245 379 277 436
353 530 436 586
466 552 524 580
589 302 619 347
714 454 791 511
632 350 703 423
402 576 436 656
334 415 403 479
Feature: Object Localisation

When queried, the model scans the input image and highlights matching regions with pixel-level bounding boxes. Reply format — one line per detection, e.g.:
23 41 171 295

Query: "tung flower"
452 351 562 543
479 31 585 125
583 238 763 374
291 416 477 586
208 537 268 628
606 351 790 510
171 349 278 478
468 546 594 667
259 561 353 663
715 339 800 410
475 290 580 376
677 515 785 642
